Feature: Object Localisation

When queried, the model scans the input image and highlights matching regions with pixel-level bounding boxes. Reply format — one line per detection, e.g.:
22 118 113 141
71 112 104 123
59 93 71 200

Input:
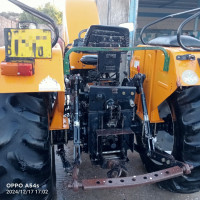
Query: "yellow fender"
0 45 65 94
0 45 66 130
130 46 200 123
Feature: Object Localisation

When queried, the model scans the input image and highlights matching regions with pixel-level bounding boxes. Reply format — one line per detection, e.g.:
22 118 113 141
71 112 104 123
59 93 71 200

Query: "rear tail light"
1 62 34 76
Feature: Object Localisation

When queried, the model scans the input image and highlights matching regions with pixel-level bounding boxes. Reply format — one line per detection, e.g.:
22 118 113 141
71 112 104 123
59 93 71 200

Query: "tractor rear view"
1 0 200 199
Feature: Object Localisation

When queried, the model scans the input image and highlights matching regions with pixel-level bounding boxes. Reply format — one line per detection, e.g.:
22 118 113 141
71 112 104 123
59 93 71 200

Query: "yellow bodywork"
64 0 99 46
130 46 200 123
0 46 64 93
64 0 100 71
0 0 100 130
0 45 66 130
50 92 69 130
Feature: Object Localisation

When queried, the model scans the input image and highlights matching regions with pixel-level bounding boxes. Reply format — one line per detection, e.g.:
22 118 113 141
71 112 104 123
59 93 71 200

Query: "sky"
0 0 65 13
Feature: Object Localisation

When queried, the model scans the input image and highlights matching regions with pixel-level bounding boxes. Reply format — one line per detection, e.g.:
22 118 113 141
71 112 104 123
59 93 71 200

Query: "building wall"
96 0 198 29
0 16 17 46
96 0 130 81
97 0 129 26
96 1 200 45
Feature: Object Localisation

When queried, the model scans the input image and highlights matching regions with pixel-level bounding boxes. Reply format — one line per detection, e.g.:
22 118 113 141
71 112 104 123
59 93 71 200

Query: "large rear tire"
136 86 200 193
0 93 55 200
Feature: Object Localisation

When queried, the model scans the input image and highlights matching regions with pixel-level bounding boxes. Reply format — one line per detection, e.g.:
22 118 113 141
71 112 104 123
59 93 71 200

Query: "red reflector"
1 62 34 76
137 65 140 73
18 63 34 76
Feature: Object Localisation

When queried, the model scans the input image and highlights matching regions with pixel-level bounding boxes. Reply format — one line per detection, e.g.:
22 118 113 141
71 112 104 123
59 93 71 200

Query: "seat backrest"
83 25 129 47
82 25 129 76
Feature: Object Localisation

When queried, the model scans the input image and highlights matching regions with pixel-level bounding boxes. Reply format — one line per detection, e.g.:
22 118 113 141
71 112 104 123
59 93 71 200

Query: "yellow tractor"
1 0 200 199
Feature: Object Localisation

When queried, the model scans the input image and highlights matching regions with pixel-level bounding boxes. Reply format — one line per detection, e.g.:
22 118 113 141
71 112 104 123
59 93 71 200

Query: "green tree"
19 3 62 25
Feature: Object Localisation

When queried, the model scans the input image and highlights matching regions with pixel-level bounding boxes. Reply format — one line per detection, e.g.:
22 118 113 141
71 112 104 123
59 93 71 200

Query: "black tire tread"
0 93 55 200
137 86 200 193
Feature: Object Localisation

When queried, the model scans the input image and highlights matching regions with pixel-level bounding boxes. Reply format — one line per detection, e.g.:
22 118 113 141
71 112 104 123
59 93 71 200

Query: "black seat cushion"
148 35 200 47
80 55 98 65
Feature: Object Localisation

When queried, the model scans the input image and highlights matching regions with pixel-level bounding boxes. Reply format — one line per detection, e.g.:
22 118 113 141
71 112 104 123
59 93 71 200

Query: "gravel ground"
55 142 200 200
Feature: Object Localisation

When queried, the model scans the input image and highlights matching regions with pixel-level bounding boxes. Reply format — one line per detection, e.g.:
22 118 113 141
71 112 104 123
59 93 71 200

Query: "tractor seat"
80 55 98 65
80 25 129 68
83 25 129 47
148 35 200 47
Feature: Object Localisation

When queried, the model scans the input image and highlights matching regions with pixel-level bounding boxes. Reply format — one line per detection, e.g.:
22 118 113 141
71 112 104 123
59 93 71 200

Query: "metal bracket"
176 54 195 61
68 166 82 191
68 164 193 191
64 46 170 74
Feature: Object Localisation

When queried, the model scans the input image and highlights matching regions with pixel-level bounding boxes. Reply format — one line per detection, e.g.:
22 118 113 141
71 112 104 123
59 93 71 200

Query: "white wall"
0 16 17 46
97 0 129 26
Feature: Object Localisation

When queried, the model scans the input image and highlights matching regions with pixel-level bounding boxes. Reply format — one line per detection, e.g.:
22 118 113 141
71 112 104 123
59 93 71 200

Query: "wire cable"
8 0 59 47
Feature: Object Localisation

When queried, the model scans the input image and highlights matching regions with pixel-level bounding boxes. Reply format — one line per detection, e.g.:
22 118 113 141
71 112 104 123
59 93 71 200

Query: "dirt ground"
55 142 200 200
